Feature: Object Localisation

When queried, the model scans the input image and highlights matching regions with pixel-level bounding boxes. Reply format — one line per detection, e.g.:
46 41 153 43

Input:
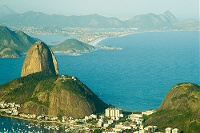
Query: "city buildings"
105 108 123 119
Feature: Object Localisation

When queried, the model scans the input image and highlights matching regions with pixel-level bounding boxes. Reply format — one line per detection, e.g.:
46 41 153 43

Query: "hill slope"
51 39 95 54
0 41 107 118
0 26 38 58
145 83 200 133
0 72 108 118
0 5 17 18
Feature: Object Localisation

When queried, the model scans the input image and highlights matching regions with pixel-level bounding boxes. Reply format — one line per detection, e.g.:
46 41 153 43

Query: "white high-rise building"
110 109 115 117
172 128 180 133
116 109 122 117
105 108 123 118
165 127 172 133
105 108 110 117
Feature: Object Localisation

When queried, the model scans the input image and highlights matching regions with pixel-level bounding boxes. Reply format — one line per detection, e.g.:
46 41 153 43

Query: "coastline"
0 114 61 124
89 37 108 46
89 34 132 46
0 31 199 132
89 30 187 47
89 32 140 46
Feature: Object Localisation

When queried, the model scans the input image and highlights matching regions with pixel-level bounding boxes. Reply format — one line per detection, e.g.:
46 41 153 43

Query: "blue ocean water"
33 35 72 46
0 116 64 132
0 32 199 111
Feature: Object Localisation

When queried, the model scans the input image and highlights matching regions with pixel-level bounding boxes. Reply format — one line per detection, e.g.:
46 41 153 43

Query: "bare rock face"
21 41 59 77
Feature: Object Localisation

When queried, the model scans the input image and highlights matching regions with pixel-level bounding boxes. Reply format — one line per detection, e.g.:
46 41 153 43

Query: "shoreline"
89 32 140 47
89 37 108 46
0 114 65 125
89 30 196 47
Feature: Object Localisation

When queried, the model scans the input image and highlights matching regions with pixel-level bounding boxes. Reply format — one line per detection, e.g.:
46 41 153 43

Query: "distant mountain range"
0 5 17 18
0 26 38 58
0 5 199 30
124 11 178 29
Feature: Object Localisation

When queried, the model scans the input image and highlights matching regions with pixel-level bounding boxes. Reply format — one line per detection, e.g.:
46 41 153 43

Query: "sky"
0 0 199 20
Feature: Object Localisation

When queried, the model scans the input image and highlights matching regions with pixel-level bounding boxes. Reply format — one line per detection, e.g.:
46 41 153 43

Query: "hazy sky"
0 0 199 20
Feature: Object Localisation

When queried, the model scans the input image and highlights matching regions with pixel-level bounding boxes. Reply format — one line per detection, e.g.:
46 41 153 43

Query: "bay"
33 35 72 46
0 116 64 132
0 32 199 111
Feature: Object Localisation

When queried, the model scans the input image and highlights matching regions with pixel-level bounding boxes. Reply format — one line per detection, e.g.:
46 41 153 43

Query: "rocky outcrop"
158 83 200 113
21 41 59 77
145 83 200 132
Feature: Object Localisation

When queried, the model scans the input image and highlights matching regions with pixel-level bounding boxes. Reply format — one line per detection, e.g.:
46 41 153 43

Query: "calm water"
33 35 72 46
0 116 64 132
0 32 199 131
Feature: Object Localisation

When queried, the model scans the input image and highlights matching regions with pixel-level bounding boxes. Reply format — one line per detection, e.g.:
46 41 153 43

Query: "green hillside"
0 26 38 58
0 72 108 118
144 83 200 133
51 39 95 54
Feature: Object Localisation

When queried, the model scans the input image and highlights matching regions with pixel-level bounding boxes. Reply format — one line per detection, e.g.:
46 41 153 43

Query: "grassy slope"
144 83 200 133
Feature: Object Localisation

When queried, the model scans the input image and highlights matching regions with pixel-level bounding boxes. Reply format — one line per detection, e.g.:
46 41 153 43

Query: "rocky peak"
21 41 59 77
162 10 178 23
158 83 200 112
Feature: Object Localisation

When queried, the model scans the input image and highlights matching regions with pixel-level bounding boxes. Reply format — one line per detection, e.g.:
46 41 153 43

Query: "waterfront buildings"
105 108 123 118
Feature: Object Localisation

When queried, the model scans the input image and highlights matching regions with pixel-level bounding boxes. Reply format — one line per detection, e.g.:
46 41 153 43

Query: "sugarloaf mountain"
0 41 107 118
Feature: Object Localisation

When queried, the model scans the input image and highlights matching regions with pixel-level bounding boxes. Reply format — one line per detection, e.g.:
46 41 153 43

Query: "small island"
99 45 122 50
51 39 95 55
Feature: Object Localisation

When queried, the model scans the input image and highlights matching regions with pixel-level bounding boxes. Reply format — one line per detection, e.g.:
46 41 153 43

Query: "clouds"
0 0 199 20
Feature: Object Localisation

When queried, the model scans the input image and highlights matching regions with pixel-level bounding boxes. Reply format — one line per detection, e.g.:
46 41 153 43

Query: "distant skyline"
0 0 199 20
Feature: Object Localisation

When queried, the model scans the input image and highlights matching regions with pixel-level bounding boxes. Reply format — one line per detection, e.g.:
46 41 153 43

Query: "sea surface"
0 32 199 131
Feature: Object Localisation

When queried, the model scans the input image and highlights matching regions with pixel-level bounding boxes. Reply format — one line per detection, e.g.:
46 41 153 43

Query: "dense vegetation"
144 83 200 133
0 72 57 103
144 110 200 133
0 72 108 118
51 39 94 54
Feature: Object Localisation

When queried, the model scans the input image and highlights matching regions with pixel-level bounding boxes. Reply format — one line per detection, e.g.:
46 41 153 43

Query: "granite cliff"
21 41 59 77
